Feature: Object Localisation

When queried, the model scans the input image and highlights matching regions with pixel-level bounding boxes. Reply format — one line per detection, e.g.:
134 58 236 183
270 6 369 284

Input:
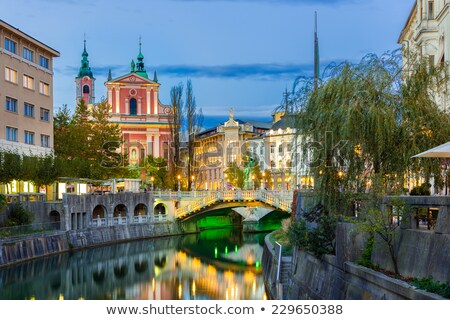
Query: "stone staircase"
279 257 292 299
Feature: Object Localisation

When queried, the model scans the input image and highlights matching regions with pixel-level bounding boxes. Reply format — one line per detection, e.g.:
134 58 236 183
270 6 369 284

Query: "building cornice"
0 19 60 57
0 48 54 75
398 2 417 44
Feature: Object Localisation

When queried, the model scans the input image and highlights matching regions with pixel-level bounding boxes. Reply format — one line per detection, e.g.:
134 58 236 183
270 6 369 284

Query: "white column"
138 98 142 114
153 90 158 114
125 98 129 115
147 134 153 156
146 90 151 114
107 88 113 110
115 87 120 113
154 135 160 157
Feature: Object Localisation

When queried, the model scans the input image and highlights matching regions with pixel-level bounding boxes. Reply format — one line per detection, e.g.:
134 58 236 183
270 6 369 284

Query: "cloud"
43 0 358 4
156 63 314 80
171 0 360 5
57 62 316 80
59 60 348 81
55 65 130 78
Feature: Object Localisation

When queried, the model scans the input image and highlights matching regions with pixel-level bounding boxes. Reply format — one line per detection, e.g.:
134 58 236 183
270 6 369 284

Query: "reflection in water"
0 228 268 300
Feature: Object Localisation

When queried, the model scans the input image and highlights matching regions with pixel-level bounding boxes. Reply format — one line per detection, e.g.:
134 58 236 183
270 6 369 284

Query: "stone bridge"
1 190 293 232
174 190 293 221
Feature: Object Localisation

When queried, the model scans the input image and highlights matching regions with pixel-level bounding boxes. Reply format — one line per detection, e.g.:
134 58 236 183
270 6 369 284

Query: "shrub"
409 183 431 196
4 201 33 226
356 236 376 268
288 218 309 249
288 207 338 258
411 277 450 298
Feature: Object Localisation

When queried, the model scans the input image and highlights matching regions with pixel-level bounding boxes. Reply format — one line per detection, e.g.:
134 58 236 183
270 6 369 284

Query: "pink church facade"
76 41 173 165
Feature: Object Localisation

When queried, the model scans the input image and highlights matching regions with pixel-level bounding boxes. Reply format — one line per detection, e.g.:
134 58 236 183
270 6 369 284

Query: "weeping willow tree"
295 50 450 214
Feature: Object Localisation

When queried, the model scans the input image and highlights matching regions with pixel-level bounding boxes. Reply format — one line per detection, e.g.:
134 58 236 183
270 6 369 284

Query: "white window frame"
39 81 50 95
23 74 34 90
5 67 18 83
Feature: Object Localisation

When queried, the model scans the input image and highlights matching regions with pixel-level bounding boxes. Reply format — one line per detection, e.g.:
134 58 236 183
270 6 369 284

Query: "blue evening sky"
1 0 413 128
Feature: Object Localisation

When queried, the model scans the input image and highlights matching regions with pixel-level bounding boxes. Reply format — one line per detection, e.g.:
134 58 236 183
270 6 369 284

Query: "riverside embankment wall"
0 222 182 267
263 222 448 300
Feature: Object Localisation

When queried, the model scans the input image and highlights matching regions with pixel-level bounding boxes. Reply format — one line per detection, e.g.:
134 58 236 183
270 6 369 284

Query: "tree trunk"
388 243 399 275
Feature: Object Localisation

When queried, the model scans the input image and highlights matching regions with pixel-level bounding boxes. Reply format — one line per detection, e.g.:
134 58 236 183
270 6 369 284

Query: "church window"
83 85 90 94
130 98 137 115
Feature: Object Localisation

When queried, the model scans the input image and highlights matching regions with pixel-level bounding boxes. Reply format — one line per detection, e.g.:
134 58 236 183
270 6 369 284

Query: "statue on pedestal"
243 157 255 190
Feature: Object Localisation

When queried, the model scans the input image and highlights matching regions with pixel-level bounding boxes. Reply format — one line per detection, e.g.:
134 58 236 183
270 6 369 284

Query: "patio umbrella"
413 141 450 195
412 141 450 158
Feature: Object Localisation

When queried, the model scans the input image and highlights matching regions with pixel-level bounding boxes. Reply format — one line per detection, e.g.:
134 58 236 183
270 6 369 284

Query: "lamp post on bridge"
223 173 228 191
261 171 266 190
177 175 181 191
191 175 196 191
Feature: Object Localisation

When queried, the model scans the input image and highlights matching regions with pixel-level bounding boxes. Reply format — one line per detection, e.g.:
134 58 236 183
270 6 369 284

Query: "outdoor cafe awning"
412 141 450 158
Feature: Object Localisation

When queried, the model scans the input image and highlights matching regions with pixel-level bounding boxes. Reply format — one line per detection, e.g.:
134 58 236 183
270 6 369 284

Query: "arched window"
130 98 137 115
83 85 90 94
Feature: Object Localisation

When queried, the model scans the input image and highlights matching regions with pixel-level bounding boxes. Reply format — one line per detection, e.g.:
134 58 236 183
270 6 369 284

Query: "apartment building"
399 0 450 111
0 19 60 155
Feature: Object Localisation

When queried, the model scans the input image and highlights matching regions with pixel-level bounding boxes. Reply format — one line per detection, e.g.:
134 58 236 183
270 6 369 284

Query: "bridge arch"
134 260 148 273
113 204 128 218
154 203 167 215
134 203 147 216
93 268 106 284
113 264 127 278
49 210 61 230
93 205 107 219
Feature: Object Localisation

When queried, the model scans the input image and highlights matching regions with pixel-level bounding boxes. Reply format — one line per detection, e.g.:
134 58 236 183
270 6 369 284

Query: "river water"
0 228 268 300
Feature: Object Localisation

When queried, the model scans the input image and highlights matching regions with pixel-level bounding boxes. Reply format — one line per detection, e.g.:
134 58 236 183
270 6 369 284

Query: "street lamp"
262 171 266 190
223 173 228 191
252 175 255 190
191 175 196 191
177 174 181 191
150 176 154 191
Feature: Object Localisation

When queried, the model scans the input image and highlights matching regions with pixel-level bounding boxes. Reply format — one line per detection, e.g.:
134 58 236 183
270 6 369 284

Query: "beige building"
0 19 60 155
194 109 271 190
399 0 450 111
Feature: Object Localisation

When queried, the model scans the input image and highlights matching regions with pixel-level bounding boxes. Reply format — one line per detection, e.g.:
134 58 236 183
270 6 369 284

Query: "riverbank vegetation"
283 50 450 280
292 51 450 216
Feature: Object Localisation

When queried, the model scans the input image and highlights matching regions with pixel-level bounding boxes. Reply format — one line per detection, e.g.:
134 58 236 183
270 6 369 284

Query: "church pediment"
224 119 239 127
107 73 158 85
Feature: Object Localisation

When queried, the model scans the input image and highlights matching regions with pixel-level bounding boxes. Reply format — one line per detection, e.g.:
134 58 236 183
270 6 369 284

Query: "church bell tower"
75 38 95 105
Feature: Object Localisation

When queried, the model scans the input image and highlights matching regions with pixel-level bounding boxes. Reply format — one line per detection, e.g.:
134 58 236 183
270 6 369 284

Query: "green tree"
19 155 37 185
54 100 125 180
144 155 170 190
354 195 407 275
168 83 184 189
5 201 33 227
0 151 21 193
0 194 6 211
53 104 73 161
34 155 59 187
185 79 203 190
89 100 123 179
296 51 450 215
